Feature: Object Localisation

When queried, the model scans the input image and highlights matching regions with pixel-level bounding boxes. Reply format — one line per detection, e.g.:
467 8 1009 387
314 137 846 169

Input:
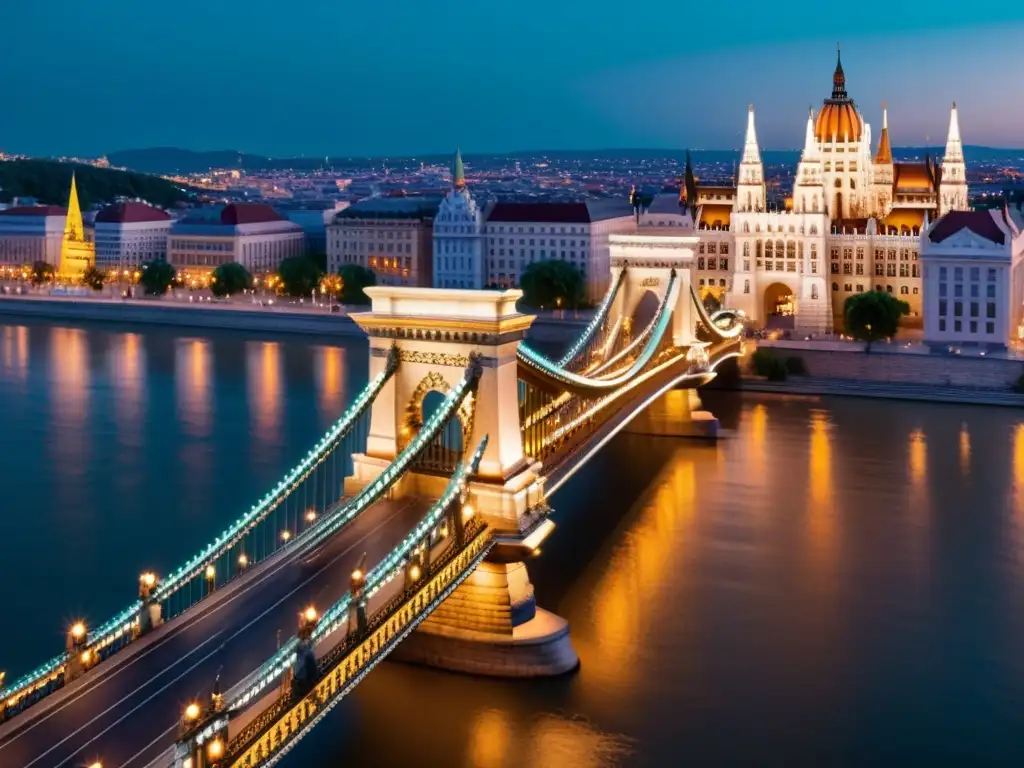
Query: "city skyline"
2 2 1024 158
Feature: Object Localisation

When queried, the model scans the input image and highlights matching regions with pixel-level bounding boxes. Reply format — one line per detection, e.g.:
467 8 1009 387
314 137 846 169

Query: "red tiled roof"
95 202 171 223
928 210 1006 245
220 203 285 225
0 205 68 217
487 202 592 224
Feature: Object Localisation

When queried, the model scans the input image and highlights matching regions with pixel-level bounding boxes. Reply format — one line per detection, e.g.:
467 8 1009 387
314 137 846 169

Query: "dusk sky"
3 1 1024 158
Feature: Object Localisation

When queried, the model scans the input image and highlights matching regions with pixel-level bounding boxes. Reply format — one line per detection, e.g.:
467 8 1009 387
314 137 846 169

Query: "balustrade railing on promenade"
0 346 399 725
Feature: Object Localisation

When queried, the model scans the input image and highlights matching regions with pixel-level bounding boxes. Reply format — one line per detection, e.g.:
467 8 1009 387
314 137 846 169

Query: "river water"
1 319 1023 765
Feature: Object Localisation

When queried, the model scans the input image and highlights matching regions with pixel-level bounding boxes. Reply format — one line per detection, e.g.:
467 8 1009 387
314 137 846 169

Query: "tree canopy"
277 255 324 297
843 291 909 351
139 260 177 296
337 264 376 305
30 261 54 285
210 262 252 297
519 260 586 310
81 265 106 291
0 160 193 210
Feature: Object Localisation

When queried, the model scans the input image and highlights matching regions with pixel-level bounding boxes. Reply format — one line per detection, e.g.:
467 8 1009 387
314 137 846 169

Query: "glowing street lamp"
238 553 249 568
205 564 216 581
280 530 292 543
207 737 224 760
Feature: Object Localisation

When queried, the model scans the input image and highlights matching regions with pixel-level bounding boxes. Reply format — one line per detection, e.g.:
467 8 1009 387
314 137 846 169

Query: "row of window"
832 283 919 296
832 263 921 277
937 300 997 319
939 266 998 282
938 281 997 299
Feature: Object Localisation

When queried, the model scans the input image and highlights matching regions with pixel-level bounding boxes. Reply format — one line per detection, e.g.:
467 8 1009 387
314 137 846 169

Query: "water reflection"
526 714 633 768
1 325 29 380
959 422 971 477
806 409 837 575
176 339 212 437
1014 424 1024 516
468 709 510 768
315 345 346 418
110 333 146 443
247 341 282 444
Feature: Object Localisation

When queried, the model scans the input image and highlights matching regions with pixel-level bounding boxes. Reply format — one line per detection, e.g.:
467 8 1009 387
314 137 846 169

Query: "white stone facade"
0 208 65 267
921 209 1023 349
433 187 484 289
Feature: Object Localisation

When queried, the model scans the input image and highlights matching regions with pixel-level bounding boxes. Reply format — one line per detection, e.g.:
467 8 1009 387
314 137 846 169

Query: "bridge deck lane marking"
1 497 423 767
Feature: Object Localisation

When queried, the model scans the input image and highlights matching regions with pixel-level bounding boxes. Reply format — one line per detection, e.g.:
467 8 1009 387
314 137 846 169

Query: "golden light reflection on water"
468 709 510 768
749 402 767 474
806 410 837 573
248 341 282 441
585 452 696 692
1014 423 1024 515
1 325 29 379
315 345 345 417
909 428 927 488
50 327 89 426
176 339 211 437
959 423 971 477
111 333 145 435
525 714 633 768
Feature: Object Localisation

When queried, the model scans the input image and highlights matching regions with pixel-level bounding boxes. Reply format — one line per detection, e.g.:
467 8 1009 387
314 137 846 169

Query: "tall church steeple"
874 102 892 165
939 102 968 215
736 104 765 212
64 172 86 243
59 172 95 277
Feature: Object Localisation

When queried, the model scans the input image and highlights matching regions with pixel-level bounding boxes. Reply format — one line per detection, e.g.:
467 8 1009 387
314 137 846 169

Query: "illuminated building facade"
94 202 172 272
327 196 441 287
0 175 95 276
168 203 304 278
433 149 485 289
921 208 1024 349
661 51 971 332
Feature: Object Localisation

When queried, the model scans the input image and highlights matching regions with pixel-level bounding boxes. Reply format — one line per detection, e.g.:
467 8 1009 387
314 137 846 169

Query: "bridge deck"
0 496 433 768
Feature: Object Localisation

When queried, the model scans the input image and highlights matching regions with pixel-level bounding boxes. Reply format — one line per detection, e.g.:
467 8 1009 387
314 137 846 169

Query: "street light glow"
70 622 86 640
205 564 216 580
140 572 156 588
184 702 200 720
207 738 224 759
303 606 318 623
238 553 249 567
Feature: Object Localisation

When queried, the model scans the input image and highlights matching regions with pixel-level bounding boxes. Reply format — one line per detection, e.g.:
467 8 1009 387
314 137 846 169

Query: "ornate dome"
814 50 863 143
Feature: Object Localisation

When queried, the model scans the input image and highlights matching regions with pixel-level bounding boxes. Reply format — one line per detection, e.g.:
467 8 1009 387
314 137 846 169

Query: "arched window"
765 241 774 259
776 240 784 256
832 282 839 291
834 178 842 188
743 279 750 294
743 222 750 233
811 284 819 299
812 198 819 213
756 241 763 259
810 224 818 235
850 179 857 190
787 241 796 259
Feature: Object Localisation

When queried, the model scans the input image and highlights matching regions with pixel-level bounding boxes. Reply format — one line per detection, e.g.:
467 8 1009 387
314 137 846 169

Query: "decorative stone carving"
399 350 470 367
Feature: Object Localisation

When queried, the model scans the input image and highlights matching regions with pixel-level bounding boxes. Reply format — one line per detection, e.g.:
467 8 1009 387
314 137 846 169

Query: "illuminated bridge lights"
227 435 489 712
0 347 399 713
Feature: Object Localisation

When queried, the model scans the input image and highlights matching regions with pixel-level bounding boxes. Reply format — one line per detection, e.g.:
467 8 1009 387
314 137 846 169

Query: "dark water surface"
2 319 1024 766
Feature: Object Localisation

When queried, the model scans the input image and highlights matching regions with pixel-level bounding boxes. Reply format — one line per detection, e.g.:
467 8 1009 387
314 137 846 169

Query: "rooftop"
928 210 1007 246
0 205 68 217
335 196 442 221
486 200 633 224
95 202 171 224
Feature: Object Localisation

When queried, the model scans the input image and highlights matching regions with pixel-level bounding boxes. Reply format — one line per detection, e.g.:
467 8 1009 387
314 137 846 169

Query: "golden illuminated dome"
814 49 863 143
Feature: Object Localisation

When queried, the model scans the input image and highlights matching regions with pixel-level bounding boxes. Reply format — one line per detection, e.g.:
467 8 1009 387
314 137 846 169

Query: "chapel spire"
741 104 761 165
64 173 85 243
943 102 963 163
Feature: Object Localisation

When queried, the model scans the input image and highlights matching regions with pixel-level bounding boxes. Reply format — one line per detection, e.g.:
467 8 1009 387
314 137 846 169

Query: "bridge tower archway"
349 287 546 534
762 281 797 329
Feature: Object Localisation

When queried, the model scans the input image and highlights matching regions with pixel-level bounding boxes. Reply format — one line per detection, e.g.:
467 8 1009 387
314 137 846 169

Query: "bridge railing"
0 347 401 724
223 371 484 711
175 440 490 767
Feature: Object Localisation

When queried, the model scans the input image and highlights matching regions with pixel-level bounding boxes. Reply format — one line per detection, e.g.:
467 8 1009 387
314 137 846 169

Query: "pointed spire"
453 146 465 189
875 101 892 164
831 44 848 101
802 106 817 157
64 172 85 243
742 104 761 164
683 149 697 212
943 101 963 162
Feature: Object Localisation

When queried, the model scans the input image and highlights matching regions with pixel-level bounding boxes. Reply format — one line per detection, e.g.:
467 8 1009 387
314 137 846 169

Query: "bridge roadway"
0 496 432 768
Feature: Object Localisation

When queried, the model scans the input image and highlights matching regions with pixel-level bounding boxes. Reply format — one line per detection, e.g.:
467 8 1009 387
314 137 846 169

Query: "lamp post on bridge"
65 621 88 682
290 605 320 699
176 674 227 768
138 571 162 635
348 555 368 639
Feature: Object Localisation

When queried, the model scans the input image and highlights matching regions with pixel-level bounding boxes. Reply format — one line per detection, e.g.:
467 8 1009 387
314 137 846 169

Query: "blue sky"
1 1 1023 157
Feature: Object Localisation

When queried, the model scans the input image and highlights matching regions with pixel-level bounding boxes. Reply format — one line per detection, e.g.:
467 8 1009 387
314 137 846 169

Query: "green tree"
210 262 252 297
337 264 376 305
306 252 328 273
30 261 55 285
81 265 106 291
703 292 722 313
844 291 909 352
139 260 177 296
277 255 323 298
519 260 585 310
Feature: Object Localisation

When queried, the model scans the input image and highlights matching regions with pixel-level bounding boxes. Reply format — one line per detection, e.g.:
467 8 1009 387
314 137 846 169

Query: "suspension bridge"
0 235 743 768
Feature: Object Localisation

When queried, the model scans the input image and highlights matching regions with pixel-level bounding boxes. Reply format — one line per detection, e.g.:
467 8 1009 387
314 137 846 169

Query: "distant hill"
0 159 194 210
108 145 1024 176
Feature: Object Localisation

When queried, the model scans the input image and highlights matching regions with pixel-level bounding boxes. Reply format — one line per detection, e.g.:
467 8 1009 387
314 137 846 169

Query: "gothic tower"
872 102 894 216
735 105 765 213
939 102 968 215
59 173 95 277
